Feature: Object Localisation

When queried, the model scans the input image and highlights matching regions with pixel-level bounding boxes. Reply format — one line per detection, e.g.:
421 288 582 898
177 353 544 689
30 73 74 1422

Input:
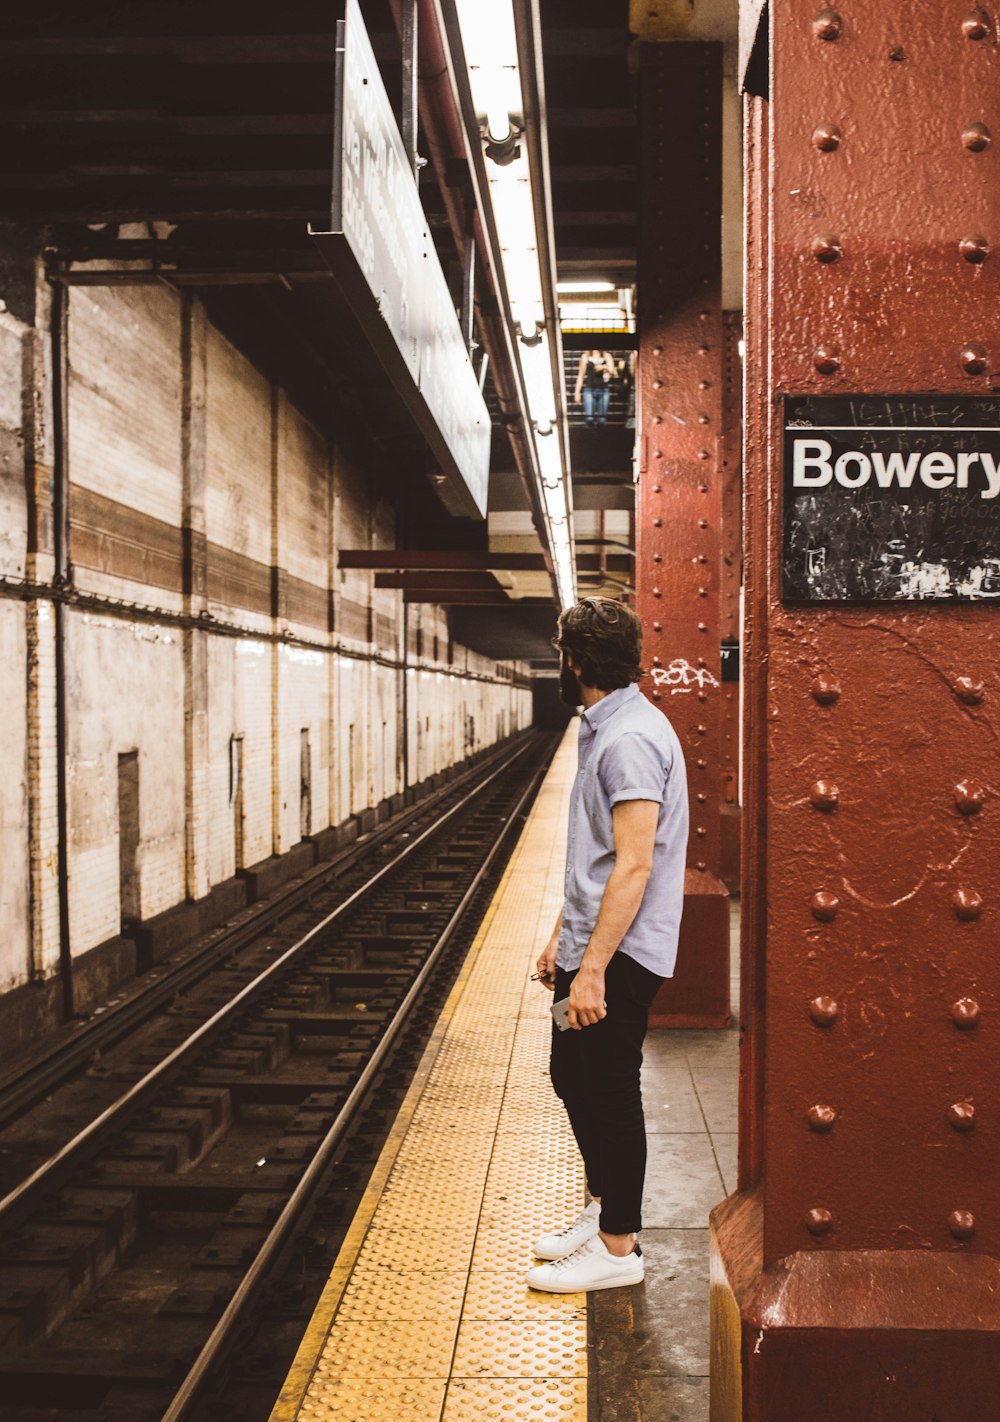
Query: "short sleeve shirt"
557 683 688 978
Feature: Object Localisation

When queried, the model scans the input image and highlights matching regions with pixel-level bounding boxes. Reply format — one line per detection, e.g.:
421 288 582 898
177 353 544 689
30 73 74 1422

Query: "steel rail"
159 739 551 1422
0 734 543 1234
0 732 534 1133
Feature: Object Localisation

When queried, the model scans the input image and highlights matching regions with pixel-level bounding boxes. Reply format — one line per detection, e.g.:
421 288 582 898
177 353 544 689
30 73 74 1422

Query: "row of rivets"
811 887 983 921
805 1207 977 1240
813 8 992 41
807 779 986 813
813 343 990 377
807 671 984 705
805 1102 976 1133
811 121 991 152
811 233 990 265
808 996 983 1029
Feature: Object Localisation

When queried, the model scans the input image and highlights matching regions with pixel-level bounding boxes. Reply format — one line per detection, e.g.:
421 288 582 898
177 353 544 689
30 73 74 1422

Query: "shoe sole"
526 1270 644 1294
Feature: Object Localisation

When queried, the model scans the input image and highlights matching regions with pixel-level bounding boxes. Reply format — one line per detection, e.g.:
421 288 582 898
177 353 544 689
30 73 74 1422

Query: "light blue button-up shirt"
557 683 688 979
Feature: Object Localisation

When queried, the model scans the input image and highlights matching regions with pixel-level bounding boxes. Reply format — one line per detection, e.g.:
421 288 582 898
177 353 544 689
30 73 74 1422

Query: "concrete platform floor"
590 901 740 1422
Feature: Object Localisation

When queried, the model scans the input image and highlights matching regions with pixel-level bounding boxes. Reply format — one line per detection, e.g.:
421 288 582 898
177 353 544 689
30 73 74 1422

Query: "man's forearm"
578 864 650 974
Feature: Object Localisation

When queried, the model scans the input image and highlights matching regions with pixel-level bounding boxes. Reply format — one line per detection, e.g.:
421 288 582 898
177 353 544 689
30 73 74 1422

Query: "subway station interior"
0 1 998 1419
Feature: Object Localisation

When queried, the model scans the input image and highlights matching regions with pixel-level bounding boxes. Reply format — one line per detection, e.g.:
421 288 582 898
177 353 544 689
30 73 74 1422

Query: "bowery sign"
782 395 1000 601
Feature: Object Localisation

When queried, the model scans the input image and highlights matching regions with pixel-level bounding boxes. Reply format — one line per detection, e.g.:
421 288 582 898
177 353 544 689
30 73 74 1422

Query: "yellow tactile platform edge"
269 730 587 1422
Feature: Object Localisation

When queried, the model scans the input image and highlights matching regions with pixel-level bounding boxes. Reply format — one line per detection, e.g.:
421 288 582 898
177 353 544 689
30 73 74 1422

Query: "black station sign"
783 395 1000 601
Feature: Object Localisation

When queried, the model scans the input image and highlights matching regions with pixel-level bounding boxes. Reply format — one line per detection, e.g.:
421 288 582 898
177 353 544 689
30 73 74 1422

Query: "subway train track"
0 730 558 1422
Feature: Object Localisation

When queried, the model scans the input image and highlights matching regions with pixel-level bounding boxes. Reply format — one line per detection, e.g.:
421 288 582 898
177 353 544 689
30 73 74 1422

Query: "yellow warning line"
270 739 574 1422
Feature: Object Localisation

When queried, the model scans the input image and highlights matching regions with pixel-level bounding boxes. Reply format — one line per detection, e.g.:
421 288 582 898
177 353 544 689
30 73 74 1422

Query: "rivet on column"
653 517 663 528
699 518 709 529
953 675 985 704
962 8 991 40
962 122 992 152
953 887 983 921
810 780 839 811
696 826 707 837
948 1102 976 1132
809 995 839 1026
951 997 981 1029
960 235 990 265
814 343 841 375
811 891 840 921
653 621 662 633
811 673 841 704
954 779 985 814
813 123 842 151
807 1105 837 1132
812 234 843 263
812 10 843 40
960 344 988 375
948 1210 976 1241
805 1207 834 1236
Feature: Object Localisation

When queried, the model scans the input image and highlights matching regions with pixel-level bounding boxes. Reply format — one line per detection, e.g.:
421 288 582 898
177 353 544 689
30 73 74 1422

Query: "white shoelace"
548 1238 601 1271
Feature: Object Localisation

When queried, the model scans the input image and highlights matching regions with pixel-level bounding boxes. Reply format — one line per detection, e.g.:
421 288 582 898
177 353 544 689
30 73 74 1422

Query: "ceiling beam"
403 590 517 605
374 571 501 590
340 550 550 571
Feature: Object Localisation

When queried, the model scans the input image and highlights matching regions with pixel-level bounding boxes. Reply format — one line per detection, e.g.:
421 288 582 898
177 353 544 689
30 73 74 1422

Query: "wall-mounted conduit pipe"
50 276 74 1022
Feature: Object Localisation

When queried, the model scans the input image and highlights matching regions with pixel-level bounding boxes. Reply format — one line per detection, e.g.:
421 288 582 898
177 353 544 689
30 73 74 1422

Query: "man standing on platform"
527 597 688 1293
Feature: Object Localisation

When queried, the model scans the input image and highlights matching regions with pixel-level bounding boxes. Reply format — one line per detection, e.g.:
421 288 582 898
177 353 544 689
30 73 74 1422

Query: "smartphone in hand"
551 995 608 1031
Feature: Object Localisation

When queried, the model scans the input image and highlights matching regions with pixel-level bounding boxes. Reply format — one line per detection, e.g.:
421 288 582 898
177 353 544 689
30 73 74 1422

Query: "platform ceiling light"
556 280 616 293
455 0 576 608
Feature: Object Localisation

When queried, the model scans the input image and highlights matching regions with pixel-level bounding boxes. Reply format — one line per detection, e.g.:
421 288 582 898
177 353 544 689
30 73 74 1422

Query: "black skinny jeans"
550 951 664 1236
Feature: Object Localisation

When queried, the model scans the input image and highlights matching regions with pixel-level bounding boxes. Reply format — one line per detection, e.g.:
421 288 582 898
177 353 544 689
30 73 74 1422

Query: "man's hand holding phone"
568 964 607 1030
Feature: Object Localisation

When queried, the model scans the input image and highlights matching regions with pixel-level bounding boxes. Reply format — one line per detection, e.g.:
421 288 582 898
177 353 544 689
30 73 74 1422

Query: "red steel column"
636 41 730 1029
713 4 1000 1417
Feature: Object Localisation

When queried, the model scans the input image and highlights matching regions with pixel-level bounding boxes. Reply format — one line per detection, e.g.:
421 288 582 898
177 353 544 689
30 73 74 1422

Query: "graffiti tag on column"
650 659 720 694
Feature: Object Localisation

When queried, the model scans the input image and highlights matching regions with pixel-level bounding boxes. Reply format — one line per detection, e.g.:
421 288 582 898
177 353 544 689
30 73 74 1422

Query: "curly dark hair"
554 597 644 691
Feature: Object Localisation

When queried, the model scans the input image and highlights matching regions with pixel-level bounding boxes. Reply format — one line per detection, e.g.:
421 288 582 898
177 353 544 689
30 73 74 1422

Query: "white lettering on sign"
650 659 721 694
791 438 1000 499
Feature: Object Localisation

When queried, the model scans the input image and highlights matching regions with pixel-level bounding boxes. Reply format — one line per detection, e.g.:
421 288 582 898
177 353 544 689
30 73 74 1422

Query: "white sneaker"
525 1235 644 1294
532 1199 601 1261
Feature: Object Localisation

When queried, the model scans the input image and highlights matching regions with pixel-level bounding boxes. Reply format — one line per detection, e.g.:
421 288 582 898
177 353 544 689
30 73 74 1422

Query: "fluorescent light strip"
454 0 576 609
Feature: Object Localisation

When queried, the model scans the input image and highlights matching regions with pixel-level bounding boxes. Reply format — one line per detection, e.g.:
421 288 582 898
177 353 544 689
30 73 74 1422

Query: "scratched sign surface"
783 395 1000 601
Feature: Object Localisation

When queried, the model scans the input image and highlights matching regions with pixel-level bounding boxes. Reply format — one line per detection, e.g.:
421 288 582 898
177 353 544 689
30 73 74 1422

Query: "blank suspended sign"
311 0 490 520
783 395 1000 600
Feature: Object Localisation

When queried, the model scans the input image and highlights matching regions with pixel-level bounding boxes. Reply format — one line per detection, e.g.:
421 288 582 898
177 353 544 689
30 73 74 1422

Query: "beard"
559 659 583 707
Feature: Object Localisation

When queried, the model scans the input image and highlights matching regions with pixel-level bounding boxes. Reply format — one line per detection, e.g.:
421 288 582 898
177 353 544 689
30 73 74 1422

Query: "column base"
710 1187 1000 1422
648 868 730 1028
